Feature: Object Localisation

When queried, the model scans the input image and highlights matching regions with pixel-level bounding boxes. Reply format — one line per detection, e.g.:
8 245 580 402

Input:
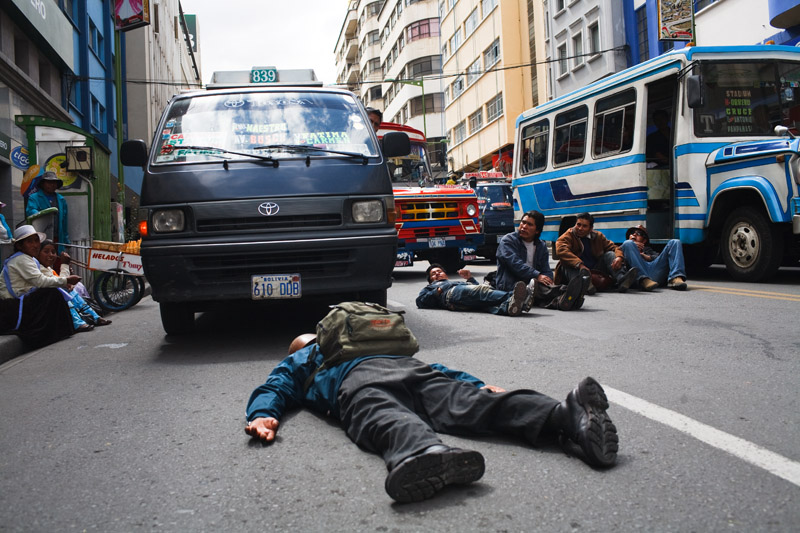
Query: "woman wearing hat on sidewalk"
0 225 79 348
26 171 70 253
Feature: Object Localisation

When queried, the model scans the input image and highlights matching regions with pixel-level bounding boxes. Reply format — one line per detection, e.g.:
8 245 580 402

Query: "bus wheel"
721 206 783 281
160 302 195 335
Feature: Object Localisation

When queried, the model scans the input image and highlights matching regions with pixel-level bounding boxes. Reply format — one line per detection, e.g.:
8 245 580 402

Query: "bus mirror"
687 75 703 108
383 132 411 158
121 140 149 167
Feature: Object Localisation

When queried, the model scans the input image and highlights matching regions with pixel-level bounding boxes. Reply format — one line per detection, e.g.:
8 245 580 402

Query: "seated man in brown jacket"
554 213 637 294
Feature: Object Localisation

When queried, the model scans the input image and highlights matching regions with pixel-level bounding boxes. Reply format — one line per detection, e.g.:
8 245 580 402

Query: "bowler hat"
13 224 46 243
625 225 649 242
39 171 64 188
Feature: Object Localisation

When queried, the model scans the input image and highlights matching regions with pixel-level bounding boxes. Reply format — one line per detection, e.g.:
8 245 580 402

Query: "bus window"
553 106 588 166
593 89 636 157
692 60 800 136
518 119 549 174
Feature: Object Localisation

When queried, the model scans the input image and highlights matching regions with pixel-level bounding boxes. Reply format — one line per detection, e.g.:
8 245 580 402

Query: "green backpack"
304 301 419 391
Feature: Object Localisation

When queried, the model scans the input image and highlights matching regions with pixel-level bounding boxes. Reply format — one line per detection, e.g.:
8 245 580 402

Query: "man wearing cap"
620 225 687 290
26 172 70 253
245 332 619 504
0 225 79 348
416 263 529 316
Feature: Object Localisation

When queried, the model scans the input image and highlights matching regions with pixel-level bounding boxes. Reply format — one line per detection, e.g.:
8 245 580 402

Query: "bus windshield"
692 60 800 137
152 91 379 164
387 142 433 185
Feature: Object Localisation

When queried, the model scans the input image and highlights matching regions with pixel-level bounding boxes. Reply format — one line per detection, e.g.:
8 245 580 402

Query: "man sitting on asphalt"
245 333 619 504
554 212 638 293
620 225 688 291
495 210 588 311
416 263 528 316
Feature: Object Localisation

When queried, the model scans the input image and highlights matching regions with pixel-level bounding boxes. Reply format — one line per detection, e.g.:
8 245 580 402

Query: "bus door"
644 74 678 240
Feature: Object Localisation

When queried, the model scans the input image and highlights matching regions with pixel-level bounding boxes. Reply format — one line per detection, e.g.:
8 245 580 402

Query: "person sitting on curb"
554 213 638 294
495 210 589 311
245 333 619 504
620 225 688 291
415 263 529 316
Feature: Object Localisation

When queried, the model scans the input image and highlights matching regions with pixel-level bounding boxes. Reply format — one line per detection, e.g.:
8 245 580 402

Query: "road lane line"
605 387 800 487
692 285 800 302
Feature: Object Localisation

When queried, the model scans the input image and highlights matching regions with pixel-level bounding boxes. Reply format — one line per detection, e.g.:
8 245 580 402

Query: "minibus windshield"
692 60 800 137
153 91 379 164
387 142 432 185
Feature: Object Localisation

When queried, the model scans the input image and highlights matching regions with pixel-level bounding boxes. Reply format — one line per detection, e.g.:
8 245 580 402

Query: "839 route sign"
250 67 277 84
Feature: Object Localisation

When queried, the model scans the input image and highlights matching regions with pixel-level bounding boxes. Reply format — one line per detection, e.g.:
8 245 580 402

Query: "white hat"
13 224 46 243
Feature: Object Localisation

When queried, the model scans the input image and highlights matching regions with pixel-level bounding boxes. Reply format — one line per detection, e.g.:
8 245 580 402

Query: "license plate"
429 237 446 248
462 254 476 261
251 274 301 300
395 260 411 267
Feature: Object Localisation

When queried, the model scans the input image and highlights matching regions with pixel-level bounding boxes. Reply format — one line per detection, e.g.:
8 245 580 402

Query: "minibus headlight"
151 209 185 233
466 203 478 217
352 200 384 223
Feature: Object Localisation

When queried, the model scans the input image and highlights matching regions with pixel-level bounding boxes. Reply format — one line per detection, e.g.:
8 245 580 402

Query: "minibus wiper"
168 145 279 168
254 144 369 165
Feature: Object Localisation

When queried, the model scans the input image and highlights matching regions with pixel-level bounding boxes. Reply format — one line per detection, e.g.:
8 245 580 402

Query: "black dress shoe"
557 377 618 467
616 267 639 292
557 276 585 311
385 445 485 503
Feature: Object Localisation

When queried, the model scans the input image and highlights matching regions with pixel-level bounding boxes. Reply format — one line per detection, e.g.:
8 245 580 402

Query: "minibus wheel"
721 206 783 281
160 302 195 335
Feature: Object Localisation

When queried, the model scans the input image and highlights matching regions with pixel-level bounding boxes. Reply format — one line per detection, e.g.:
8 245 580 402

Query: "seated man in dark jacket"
246 333 619 504
495 210 588 311
416 263 528 316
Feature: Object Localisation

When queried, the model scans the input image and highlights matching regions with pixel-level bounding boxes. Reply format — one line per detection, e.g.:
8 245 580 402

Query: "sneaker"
508 281 528 316
639 277 658 292
384 445 485 503
616 267 638 293
668 277 688 291
522 279 537 312
557 377 618 468
557 276 585 311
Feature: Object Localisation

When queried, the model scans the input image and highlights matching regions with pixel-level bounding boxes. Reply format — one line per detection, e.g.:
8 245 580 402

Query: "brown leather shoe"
639 277 658 291
668 277 687 291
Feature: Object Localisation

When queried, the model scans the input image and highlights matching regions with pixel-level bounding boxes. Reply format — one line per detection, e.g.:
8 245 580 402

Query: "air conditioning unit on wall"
65 146 93 171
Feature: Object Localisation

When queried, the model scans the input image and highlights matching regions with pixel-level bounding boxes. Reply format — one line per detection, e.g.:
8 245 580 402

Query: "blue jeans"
621 239 686 285
445 283 512 315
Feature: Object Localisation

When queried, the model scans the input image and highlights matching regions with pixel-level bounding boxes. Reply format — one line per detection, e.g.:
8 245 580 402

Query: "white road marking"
95 343 128 349
605 387 800 487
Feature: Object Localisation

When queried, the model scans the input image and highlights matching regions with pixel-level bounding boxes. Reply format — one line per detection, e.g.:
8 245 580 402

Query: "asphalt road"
1 262 799 532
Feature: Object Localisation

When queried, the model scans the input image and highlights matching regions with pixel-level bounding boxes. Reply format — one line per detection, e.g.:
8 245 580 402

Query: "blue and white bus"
512 45 800 281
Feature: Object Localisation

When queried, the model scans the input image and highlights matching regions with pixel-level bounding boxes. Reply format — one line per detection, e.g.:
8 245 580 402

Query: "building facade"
441 0 538 177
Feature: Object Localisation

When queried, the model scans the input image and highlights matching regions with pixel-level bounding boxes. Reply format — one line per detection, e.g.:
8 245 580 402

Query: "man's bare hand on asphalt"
457 268 472 280
245 417 279 443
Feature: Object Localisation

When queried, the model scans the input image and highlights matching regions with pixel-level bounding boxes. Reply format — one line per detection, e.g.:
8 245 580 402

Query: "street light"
385 77 426 138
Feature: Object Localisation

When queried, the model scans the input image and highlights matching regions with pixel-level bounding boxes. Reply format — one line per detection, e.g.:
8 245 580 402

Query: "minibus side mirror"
687 75 703 108
121 140 149 167
382 132 411 158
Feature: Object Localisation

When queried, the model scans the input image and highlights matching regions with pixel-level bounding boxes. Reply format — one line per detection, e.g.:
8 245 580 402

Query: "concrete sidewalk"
0 334 25 365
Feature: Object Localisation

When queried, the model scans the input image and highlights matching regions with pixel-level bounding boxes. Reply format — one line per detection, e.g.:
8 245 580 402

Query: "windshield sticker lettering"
233 123 289 134
292 132 350 144
234 133 289 145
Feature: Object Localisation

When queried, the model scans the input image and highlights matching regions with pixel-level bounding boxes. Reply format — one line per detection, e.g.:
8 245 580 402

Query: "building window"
366 1 381 17
408 55 443 78
407 18 440 42
557 43 568 76
481 0 497 17
465 8 479 36
572 33 583 67
367 30 380 45
593 89 636 157
553 105 588 166
469 109 483 133
466 58 481 85
410 93 444 117
450 30 462 52
89 21 104 60
91 97 105 132
483 38 500 68
454 121 466 144
486 92 503 122
452 75 465 98
519 119 550 174
589 23 600 56
368 58 381 74
556 0 565 12
636 6 649 62
369 85 383 102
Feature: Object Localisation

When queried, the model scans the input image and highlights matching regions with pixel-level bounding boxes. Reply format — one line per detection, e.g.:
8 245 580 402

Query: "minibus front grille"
196 214 342 232
398 201 460 221
190 249 351 282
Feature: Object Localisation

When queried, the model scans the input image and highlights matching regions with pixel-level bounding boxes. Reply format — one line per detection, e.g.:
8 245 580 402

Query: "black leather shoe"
385 445 485 503
558 377 618 467
557 276 585 311
616 267 638 293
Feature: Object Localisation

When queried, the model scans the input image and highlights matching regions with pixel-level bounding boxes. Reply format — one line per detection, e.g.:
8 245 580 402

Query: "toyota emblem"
258 202 280 216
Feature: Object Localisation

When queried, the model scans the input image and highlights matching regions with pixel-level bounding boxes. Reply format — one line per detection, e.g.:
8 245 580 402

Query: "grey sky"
180 0 348 85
